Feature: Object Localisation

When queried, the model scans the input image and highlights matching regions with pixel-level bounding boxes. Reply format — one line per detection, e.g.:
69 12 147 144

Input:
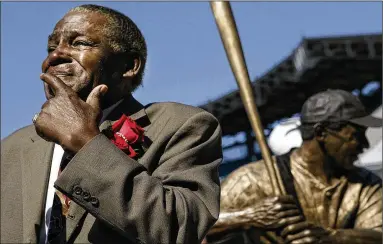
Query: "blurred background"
1 2 382 178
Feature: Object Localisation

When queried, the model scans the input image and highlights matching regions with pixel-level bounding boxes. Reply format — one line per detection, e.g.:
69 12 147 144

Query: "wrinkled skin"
34 11 140 152
34 73 106 152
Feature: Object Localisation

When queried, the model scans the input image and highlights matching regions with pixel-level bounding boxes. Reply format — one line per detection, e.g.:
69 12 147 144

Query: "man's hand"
34 73 108 152
281 221 333 244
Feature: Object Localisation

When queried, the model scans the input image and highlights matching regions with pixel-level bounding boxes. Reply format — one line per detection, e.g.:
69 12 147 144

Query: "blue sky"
1 2 382 139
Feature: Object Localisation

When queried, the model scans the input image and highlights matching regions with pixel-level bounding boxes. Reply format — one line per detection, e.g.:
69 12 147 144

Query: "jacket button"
90 197 99 207
82 191 91 201
67 214 75 220
73 186 82 195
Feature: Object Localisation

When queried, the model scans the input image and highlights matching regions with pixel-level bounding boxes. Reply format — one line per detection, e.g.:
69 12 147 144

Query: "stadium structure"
199 33 382 178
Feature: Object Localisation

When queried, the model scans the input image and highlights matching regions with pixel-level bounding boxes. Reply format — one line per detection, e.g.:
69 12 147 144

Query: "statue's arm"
208 208 256 234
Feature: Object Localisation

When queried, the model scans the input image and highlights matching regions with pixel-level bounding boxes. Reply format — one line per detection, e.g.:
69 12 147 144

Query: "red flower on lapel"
58 115 145 215
110 114 145 158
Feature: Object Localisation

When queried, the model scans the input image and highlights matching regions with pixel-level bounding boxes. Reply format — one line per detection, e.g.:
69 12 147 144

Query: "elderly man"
1 4 222 244
206 89 382 244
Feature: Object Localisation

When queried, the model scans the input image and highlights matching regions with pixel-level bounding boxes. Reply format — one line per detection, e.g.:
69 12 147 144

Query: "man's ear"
122 53 142 79
314 123 327 142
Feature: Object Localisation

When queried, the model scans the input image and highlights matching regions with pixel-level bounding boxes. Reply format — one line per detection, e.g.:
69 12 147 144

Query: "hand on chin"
36 73 107 152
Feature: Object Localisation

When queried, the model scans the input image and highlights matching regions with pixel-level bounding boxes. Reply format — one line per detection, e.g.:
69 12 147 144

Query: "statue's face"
322 123 369 170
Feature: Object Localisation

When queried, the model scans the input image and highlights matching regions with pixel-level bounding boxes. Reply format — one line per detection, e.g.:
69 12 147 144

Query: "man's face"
41 11 121 102
323 123 369 170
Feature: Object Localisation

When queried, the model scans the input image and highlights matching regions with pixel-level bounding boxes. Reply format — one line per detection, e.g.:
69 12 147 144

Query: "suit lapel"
22 133 54 243
100 95 149 126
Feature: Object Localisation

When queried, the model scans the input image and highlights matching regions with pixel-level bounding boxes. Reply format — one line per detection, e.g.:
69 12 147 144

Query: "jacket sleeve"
54 111 222 244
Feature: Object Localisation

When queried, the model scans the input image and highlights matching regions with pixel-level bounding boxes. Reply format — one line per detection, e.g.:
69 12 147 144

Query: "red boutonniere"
106 114 145 159
58 115 145 216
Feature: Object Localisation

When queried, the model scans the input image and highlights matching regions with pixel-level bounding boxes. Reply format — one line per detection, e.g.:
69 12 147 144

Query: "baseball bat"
210 1 286 196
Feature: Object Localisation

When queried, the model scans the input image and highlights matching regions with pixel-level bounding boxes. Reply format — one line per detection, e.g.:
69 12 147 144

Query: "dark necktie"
46 151 73 244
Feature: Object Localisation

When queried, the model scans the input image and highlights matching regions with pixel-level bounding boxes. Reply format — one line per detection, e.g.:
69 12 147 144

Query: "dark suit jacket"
1 96 222 244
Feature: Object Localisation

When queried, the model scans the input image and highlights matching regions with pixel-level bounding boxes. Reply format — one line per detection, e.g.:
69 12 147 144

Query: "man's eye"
73 40 93 46
47 46 56 53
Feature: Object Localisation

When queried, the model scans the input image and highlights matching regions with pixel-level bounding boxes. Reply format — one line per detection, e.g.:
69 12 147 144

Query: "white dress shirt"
39 144 64 244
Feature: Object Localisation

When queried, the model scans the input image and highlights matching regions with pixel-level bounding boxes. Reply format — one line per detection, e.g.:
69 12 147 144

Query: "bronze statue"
207 89 382 244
